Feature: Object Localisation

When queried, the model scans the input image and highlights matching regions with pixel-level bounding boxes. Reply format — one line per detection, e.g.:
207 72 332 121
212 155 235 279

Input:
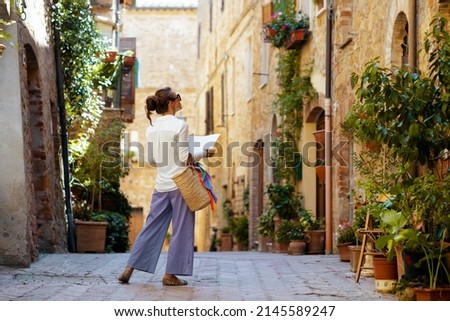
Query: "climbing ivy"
274 50 317 183
51 0 112 162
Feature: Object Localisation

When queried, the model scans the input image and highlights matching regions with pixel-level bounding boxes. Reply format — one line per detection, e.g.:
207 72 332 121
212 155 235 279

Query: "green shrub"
91 211 129 253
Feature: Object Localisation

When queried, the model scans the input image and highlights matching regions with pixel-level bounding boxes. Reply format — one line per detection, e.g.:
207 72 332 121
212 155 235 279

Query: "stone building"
0 1 67 267
195 0 450 253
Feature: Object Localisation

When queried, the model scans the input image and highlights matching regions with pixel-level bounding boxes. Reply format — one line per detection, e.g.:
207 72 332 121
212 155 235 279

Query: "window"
260 38 269 87
209 0 213 32
221 73 226 125
205 87 214 134
246 37 253 101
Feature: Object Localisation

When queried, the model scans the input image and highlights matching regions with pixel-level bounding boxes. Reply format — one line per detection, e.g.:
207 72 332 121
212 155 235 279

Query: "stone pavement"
0 251 396 301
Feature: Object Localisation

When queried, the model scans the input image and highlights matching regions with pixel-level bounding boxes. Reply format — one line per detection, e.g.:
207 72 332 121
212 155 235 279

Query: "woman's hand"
187 153 195 165
204 148 216 158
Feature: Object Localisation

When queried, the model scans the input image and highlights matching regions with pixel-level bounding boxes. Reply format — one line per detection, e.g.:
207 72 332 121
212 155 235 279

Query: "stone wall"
0 1 66 267
196 0 450 253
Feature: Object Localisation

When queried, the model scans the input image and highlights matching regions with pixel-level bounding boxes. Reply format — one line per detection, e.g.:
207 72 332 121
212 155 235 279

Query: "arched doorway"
250 139 264 250
306 105 325 221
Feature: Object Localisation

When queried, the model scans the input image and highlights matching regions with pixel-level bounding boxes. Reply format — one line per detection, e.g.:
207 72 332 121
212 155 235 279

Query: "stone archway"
306 106 325 220
391 12 409 68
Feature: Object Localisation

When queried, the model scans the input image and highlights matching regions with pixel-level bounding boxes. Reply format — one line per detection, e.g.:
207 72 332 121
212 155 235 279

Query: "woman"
118 87 214 286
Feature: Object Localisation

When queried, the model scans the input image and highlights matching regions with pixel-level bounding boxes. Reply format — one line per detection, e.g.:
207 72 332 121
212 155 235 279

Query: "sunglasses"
171 93 182 101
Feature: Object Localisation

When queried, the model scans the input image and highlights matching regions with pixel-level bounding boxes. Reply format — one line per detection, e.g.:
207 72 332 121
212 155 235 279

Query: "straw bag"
172 165 210 212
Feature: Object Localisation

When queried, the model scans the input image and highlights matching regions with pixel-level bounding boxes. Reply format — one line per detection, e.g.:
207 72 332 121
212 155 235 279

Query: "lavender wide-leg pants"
127 189 195 276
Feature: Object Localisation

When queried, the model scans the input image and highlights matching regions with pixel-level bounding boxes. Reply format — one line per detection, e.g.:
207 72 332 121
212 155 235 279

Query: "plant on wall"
264 0 309 49
52 0 118 162
273 50 316 183
265 8 309 48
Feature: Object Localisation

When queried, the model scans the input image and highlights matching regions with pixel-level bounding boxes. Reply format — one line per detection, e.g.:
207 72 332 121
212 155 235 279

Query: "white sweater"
146 115 203 192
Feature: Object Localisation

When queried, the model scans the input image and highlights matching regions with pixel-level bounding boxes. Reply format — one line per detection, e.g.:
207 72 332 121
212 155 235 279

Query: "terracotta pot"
258 236 273 252
288 240 307 255
102 50 117 62
265 27 276 37
366 141 380 151
305 230 325 254
75 220 108 253
220 233 233 251
276 242 289 253
315 165 326 181
285 29 309 50
337 242 352 262
414 287 450 301
349 245 362 272
373 257 398 279
123 55 136 66
373 257 398 293
313 129 325 146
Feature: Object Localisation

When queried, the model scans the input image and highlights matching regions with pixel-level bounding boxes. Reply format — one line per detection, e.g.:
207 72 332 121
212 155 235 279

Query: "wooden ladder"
354 212 383 283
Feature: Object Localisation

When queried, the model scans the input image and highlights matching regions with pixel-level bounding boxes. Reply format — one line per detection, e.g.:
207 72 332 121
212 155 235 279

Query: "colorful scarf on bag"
193 162 218 211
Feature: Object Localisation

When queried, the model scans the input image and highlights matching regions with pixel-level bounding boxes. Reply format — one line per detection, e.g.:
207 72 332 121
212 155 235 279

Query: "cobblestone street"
0 251 395 301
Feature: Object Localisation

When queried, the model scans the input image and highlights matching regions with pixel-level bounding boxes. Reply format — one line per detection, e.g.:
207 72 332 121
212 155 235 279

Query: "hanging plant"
265 4 309 48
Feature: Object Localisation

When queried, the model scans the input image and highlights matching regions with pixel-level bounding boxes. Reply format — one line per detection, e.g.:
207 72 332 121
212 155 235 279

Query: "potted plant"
265 183 303 221
90 211 129 253
121 49 136 73
341 17 450 297
335 221 356 262
275 219 294 253
220 226 233 251
71 119 131 253
257 209 275 252
373 171 450 297
102 49 117 62
396 225 450 300
230 215 249 251
264 4 309 49
287 221 307 255
265 183 304 252
300 210 325 254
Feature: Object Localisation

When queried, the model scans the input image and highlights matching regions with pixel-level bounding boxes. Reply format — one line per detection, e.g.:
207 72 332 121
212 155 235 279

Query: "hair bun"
146 95 158 111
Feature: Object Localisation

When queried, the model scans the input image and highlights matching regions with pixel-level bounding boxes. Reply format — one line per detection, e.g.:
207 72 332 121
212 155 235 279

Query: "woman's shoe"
162 276 188 286
118 267 134 283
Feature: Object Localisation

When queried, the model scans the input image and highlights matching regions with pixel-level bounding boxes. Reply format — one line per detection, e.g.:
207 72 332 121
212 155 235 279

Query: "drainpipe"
409 0 417 70
52 1 76 253
324 2 333 255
